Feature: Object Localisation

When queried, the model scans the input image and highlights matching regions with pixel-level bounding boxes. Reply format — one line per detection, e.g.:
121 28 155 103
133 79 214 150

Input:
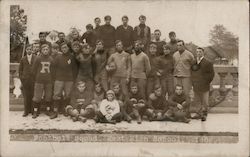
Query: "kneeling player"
126 83 146 124
65 81 95 122
165 84 191 123
145 84 168 121
95 90 122 124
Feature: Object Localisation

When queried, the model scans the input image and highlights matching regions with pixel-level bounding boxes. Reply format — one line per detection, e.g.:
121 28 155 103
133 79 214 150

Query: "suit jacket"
19 54 36 81
191 58 215 92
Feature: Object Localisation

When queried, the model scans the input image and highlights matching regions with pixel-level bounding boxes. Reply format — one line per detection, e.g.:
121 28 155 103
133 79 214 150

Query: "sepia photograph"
0 0 249 157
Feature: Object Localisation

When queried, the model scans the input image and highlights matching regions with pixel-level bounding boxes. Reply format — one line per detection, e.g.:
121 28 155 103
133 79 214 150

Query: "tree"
10 5 27 62
209 24 238 61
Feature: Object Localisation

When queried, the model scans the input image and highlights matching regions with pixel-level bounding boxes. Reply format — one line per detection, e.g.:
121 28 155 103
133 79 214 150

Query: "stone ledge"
9 131 238 143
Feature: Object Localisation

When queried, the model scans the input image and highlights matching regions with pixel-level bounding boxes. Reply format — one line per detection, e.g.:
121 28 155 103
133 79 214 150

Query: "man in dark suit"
191 47 214 121
19 44 36 117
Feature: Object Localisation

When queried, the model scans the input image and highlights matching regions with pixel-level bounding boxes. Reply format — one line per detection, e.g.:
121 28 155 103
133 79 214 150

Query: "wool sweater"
99 24 116 48
149 40 166 56
168 93 190 108
130 52 151 79
107 51 131 78
32 55 54 83
70 88 93 109
115 25 134 48
53 53 78 81
156 54 174 77
147 54 159 78
173 50 195 77
99 99 120 116
76 53 94 80
147 93 168 113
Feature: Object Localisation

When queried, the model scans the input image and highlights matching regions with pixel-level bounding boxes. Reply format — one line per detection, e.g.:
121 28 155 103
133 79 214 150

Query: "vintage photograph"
1 0 249 156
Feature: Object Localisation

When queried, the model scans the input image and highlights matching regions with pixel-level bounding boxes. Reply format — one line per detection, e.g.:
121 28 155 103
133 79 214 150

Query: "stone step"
209 106 238 114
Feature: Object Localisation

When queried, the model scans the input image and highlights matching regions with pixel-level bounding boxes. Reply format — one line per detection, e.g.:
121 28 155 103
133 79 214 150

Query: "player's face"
95 85 102 93
116 42 123 52
139 17 146 24
61 44 69 54
154 88 162 97
58 33 65 41
169 34 176 41
51 48 58 54
131 86 138 94
154 31 161 40
82 46 90 55
134 42 141 51
95 18 101 26
163 47 171 55
122 18 128 25
72 45 80 52
33 44 40 53
96 42 104 50
77 83 86 92
196 49 204 58
177 42 185 52
113 86 120 94
105 19 111 25
149 45 157 55
107 94 114 101
39 34 46 42
26 46 32 55
175 86 183 95
72 31 79 39
41 46 50 56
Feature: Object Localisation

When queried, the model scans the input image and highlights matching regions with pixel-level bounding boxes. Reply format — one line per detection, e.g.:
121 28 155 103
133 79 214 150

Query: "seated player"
145 84 169 121
95 90 122 124
126 83 146 124
91 82 106 109
165 84 191 123
65 81 95 122
112 83 131 122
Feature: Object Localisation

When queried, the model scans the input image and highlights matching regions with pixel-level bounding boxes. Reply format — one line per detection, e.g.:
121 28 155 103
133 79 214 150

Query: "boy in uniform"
31 44 54 118
126 83 146 124
145 85 168 121
156 44 174 97
50 42 78 119
95 90 122 124
65 81 95 122
166 84 191 123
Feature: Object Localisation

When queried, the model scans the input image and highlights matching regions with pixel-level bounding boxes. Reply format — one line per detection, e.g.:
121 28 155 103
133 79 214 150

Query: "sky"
20 0 247 47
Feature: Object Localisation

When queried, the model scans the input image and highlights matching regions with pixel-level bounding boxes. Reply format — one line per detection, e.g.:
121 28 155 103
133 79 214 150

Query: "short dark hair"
104 15 111 20
112 82 120 88
169 31 176 36
39 32 46 37
115 40 123 45
94 17 100 21
86 24 93 30
26 44 32 49
41 44 50 50
177 40 185 45
154 29 161 34
122 15 128 20
134 40 143 45
77 81 86 86
58 32 65 36
154 84 161 90
139 15 146 20
60 42 68 48
197 47 204 52
96 40 104 45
